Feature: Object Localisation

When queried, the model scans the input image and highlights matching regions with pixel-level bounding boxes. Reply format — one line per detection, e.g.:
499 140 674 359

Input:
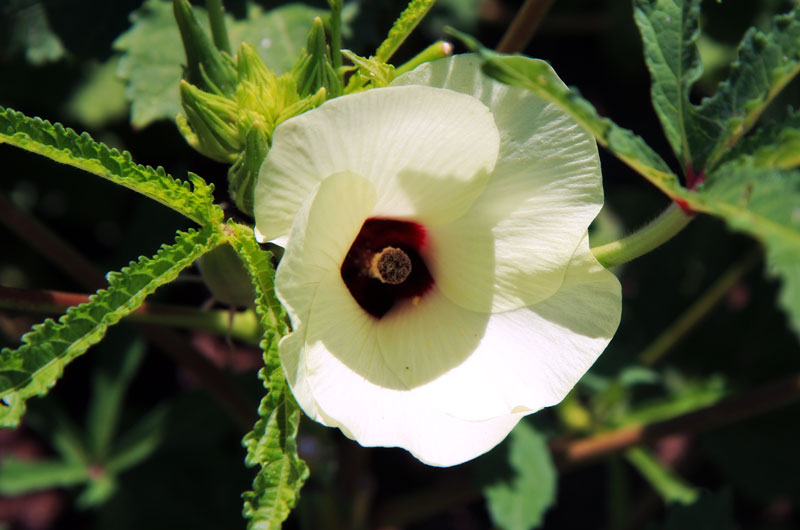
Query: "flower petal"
254 85 500 241
394 55 604 312
380 235 621 421
275 170 377 327
286 269 524 466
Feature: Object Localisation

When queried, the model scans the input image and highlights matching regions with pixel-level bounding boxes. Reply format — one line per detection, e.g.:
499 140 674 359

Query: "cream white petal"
379 235 621 422
275 170 377 327
394 55 603 312
290 270 525 467
254 85 500 241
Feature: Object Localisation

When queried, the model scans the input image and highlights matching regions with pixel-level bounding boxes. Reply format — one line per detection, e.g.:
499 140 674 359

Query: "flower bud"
179 80 240 163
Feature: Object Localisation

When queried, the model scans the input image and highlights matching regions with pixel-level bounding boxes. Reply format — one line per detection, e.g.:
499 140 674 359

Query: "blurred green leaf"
107 404 170 474
65 58 129 129
114 0 323 128
0 1 65 65
646 490 736 530
0 226 224 427
86 334 147 460
625 447 698 505
483 421 557 530
0 458 88 495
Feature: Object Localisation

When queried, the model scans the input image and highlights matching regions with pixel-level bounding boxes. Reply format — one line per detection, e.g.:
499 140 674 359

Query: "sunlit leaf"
229 224 308 530
0 105 223 226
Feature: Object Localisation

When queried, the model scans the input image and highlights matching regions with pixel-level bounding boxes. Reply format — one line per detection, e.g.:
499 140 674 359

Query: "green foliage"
114 0 324 128
689 162 800 336
635 2 800 173
375 0 436 62
0 105 223 226
0 226 225 427
229 224 308 529
64 58 129 129
696 8 800 171
633 0 704 171
0 458 89 494
722 108 800 170
483 421 557 530
0 0 65 65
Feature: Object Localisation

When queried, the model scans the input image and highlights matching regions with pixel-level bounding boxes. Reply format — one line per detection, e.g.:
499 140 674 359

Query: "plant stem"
394 41 453 76
550 370 800 468
205 0 232 55
328 0 343 70
0 286 262 345
496 0 556 53
591 202 693 268
640 248 762 366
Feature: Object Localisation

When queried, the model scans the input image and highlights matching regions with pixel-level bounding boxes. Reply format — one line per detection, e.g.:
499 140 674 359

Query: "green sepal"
179 80 240 162
341 49 395 92
293 17 343 98
227 122 270 217
197 243 257 307
173 0 237 96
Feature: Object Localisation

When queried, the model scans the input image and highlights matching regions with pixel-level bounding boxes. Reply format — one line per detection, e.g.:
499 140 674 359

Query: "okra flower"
253 55 621 466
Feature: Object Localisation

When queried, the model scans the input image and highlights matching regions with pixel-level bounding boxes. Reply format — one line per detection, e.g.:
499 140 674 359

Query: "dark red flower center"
340 218 434 318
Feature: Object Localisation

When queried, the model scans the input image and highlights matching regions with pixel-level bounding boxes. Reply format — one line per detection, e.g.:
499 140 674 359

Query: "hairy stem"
591 202 693 268
640 248 762 366
496 0 556 53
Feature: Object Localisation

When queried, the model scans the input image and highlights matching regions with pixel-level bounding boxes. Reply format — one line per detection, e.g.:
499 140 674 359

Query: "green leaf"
0 105 223 226
633 0 704 171
721 107 800 170
0 458 88 495
681 162 800 336
229 224 308 530
114 0 323 128
375 0 436 63
65 58 129 129
0 0 65 65
0 227 225 427
696 8 800 171
648 491 736 530
456 39 681 199
625 447 698 505
483 421 557 530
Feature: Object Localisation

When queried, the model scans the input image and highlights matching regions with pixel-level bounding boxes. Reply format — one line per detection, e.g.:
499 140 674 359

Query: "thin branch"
551 371 800 469
0 193 257 431
0 285 262 345
496 0 556 54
